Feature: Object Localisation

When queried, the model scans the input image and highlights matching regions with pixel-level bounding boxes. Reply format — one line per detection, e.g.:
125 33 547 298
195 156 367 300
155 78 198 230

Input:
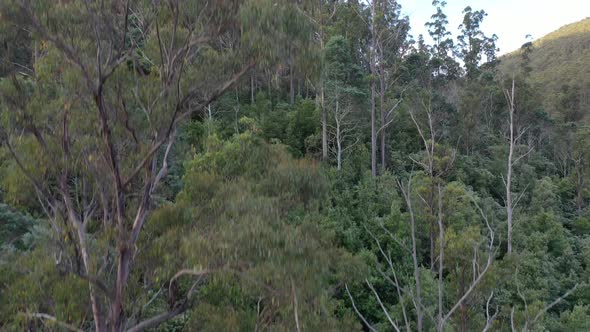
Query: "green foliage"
134 133 364 331
499 18 590 119
0 240 91 331
0 203 37 250
1 1 589 331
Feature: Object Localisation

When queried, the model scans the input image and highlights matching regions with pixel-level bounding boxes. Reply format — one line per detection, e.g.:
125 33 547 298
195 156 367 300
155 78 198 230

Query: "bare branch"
512 145 534 165
398 175 424 332
511 306 517 332
125 302 188 332
441 193 496 325
531 283 579 324
291 278 301 332
345 284 378 332
366 279 401 332
19 313 83 332
482 291 498 332
151 129 177 194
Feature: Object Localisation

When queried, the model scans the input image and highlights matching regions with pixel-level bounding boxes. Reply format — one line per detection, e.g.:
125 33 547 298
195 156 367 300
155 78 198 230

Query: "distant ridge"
499 17 590 117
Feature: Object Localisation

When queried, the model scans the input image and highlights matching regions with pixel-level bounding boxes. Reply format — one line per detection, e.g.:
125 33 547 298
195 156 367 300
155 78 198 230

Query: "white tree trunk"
506 79 515 254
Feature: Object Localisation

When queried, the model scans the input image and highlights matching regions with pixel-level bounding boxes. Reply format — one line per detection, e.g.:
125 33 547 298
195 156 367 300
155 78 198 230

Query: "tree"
324 35 365 171
0 0 307 330
457 6 498 80
369 0 379 177
370 0 410 171
503 79 533 254
425 0 458 80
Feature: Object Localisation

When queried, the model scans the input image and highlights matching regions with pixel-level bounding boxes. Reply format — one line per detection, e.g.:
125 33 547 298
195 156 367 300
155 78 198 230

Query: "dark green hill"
500 18 590 119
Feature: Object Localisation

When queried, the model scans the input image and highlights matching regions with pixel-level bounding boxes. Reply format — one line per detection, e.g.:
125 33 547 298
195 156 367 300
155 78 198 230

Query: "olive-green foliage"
0 233 91 331
2 1 590 331
500 18 590 119
134 132 364 331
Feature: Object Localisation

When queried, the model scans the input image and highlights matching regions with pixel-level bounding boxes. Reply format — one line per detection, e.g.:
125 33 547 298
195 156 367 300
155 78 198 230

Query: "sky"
397 0 590 55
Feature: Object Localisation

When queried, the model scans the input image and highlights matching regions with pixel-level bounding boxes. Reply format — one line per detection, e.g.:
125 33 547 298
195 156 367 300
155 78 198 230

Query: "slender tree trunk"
289 57 295 106
429 182 436 271
267 70 273 109
112 248 131 331
336 100 342 171
111 190 129 332
379 76 386 170
400 178 424 332
74 222 105 332
409 195 423 332
250 71 255 104
321 85 328 161
575 157 584 215
369 1 377 177
436 183 444 332
506 79 515 254
371 84 377 177
33 41 39 66
318 0 328 161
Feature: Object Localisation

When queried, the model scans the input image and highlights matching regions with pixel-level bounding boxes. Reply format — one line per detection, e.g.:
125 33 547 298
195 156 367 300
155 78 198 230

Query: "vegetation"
0 1 589 331
500 17 590 119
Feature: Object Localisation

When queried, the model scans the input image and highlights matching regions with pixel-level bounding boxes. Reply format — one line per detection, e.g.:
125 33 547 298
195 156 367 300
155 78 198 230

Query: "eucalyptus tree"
457 6 498 80
371 0 410 171
455 6 498 152
425 0 458 81
0 0 309 330
365 0 410 175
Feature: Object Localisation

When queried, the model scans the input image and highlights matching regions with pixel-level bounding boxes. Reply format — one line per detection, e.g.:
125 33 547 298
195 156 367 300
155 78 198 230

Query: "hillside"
3 2 590 331
500 17 590 118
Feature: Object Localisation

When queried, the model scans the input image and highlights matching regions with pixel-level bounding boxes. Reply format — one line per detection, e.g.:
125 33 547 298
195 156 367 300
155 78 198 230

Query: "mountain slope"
500 18 590 118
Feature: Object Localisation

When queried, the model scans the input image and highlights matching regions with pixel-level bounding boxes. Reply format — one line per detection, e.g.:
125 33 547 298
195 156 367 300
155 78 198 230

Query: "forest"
0 0 589 331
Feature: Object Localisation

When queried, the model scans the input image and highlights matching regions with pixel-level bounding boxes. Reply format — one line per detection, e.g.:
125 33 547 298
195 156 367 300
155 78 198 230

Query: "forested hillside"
1 1 589 331
500 17 590 120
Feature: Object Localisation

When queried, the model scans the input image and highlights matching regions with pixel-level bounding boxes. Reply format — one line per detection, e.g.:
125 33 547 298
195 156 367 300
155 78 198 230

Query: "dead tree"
327 89 359 171
503 79 533 254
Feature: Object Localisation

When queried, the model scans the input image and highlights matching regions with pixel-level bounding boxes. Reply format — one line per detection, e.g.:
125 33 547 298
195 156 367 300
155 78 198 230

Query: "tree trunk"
436 183 444 332
319 18 328 162
429 183 436 270
409 197 423 332
321 85 328 161
379 75 386 170
251 71 255 104
506 79 515 254
369 1 377 177
268 71 273 109
575 157 584 215
336 99 342 171
75 223 106 332
371 84 377 177
33 41 39 66
111 247 131 331
289 58 295 106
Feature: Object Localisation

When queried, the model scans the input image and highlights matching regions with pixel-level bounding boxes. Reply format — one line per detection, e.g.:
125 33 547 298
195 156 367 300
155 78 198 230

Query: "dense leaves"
0 0 589 331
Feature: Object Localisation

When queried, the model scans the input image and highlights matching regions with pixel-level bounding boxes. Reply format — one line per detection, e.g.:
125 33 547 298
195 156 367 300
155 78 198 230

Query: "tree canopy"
0 1 589 331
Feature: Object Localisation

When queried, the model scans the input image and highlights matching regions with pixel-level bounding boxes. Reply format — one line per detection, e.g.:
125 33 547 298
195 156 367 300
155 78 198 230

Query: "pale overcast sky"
398 0 590 55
